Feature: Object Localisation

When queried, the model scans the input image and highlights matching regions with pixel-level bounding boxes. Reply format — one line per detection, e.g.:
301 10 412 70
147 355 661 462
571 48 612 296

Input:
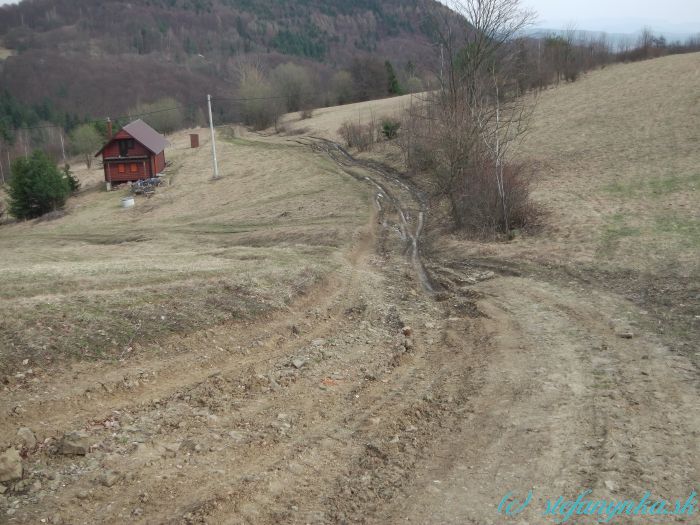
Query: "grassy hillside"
437 52 699 344
517 52 699 275
0 128 370 373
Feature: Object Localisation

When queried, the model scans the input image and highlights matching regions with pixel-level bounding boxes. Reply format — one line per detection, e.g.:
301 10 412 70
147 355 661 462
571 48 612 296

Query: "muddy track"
300 137 434 294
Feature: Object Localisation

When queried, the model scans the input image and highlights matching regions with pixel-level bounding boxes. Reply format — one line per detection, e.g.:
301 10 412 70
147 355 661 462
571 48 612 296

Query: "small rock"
616 331 634 339
604 480 618 492
0 448 23 482
22 359 29 366
59 431 90 456
99 471 121 488
17 428 37 449
0 483 6 494
291 358 307 369
402 326 413 337
311 339 326 347
30 480 42 493
425 322 435 329
403 338 414 351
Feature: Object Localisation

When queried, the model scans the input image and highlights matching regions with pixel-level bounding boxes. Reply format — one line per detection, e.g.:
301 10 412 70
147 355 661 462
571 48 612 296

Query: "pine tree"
385 60 403 95
8 151 71 219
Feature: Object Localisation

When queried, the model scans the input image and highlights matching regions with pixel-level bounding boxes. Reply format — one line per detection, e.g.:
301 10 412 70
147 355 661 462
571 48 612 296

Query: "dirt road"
1 137 697 524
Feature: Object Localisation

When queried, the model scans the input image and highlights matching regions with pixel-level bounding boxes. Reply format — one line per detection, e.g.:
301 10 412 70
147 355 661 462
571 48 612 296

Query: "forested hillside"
0 0 448 119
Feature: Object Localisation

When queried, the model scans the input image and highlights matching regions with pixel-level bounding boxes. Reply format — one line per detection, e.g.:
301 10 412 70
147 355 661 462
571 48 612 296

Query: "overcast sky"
0 0 698 34
522 0 700 33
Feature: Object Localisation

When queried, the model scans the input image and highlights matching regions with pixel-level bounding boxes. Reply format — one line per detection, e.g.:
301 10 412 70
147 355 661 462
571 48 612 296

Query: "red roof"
96 119 169 157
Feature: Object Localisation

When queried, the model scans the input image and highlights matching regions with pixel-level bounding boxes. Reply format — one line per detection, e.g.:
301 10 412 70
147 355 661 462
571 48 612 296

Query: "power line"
3 92 301 134
4 104 194 134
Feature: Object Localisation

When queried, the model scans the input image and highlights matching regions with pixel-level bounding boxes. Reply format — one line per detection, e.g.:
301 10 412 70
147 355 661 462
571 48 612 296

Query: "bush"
8 151 71 220
62 164 80 193
405 76 424 94
381 119 401 140
271 62 315 113
338 121 376 152
69 123 103 168
331 70 354 105
238 66 283 130
131 97 185 134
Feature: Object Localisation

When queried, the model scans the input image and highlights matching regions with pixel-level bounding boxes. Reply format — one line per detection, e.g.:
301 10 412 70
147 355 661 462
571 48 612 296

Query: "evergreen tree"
8 151 71 219
62 164 81 193
385 61 403 95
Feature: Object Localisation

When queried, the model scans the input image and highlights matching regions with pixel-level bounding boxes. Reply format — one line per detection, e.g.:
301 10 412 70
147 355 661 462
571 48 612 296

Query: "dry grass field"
280 93 413 142
514 52 699 274
0 128 370 372
433 52 700 346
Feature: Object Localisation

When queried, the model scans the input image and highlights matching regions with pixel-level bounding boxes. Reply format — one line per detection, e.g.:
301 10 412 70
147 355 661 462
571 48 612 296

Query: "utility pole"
59 131 66 163
207 94 220 180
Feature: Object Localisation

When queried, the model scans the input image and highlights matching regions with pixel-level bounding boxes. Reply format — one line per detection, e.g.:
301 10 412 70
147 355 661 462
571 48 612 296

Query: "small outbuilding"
96 119 169 188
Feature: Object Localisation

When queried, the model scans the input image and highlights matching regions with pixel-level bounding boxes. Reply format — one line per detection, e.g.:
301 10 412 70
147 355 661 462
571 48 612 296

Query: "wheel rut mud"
1 138 697 525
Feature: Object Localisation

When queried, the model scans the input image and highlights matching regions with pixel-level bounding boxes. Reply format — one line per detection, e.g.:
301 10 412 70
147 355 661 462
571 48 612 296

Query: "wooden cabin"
96 119 169 188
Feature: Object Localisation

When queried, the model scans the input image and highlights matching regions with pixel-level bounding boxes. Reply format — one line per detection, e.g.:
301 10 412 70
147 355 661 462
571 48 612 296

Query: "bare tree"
406 0 537 235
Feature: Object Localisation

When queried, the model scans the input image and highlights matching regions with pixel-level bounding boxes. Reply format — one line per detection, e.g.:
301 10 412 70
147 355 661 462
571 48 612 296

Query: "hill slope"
0 55 698 524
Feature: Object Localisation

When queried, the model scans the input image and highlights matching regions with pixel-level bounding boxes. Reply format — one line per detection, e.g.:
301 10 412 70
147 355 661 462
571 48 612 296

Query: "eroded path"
1 137 698 524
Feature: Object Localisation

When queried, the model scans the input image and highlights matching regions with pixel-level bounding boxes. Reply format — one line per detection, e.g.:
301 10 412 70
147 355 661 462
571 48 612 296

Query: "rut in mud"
303 137 435 294
1 136 698 525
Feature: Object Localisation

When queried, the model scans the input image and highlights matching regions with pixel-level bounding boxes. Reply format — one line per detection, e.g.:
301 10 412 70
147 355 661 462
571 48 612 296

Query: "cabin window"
118 139 135 157
130 163 138 173
118 164 126 174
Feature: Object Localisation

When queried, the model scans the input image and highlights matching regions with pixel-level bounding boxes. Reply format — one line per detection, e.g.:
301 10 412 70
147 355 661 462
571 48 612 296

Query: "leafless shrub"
338 115 378 152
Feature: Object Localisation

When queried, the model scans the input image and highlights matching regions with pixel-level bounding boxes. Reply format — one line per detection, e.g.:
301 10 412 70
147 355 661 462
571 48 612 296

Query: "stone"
604 480 618 492
99 471 121 488
0 484 6 494
310 339 326 347
616 331 634 339
402 326 413 337
17 428 37 449
163 442 181 454
291 358 307 369
59 431 90 456
0 448 22 482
